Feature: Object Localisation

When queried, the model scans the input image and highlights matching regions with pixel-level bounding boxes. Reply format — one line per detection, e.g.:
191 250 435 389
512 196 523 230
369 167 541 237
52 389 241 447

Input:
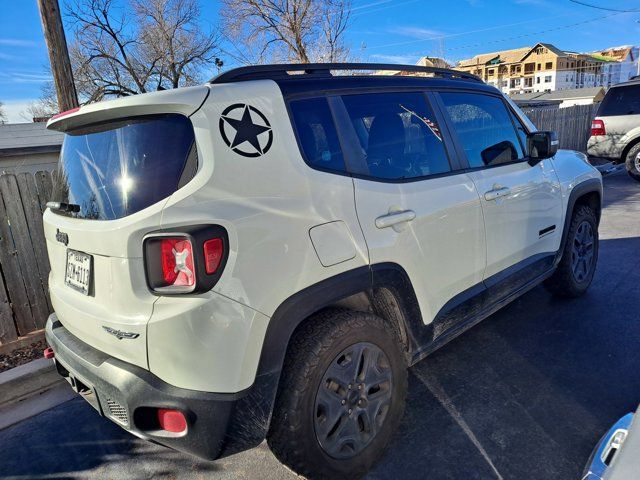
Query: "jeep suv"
587 79 640 181
43 63 602 479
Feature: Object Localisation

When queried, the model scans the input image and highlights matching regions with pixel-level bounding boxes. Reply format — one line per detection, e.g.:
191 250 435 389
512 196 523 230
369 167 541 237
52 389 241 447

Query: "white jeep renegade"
44 63 602 479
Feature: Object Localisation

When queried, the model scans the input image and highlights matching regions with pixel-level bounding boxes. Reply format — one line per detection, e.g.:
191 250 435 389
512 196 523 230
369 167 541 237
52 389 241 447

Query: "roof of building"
0 122 64 157
457 46 531 67
591 46 636 63
416 56 451 69
510 87 605 103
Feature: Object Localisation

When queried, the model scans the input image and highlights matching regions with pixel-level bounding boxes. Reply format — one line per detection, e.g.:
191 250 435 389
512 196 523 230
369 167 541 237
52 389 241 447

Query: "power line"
568 0 640 13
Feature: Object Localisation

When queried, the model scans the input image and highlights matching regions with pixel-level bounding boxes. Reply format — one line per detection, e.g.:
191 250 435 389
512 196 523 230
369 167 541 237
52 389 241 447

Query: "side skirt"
409 257 556 366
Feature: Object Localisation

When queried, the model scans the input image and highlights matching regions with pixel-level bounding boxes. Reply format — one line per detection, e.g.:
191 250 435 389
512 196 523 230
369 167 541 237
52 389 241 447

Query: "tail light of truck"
144 225 228 294
591 119 606 136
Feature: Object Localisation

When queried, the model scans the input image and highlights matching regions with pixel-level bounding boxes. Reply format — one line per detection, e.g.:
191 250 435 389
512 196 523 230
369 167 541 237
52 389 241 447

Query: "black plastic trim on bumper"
45 314 257 460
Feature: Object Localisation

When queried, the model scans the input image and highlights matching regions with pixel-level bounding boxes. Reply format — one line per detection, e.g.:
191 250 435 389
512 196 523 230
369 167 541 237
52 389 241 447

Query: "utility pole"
37 0 79 111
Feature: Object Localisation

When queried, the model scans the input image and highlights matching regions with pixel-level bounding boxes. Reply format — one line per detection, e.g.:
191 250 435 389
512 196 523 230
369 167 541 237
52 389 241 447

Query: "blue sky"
1 0 639 122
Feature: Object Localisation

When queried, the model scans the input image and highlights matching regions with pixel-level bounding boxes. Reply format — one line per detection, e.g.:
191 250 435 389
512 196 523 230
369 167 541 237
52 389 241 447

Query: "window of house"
341 92 451 180
439 92 525 168
545 75 552 83
536 77 541 84
537 63 542 70
289 97 346 173
545 62 553 69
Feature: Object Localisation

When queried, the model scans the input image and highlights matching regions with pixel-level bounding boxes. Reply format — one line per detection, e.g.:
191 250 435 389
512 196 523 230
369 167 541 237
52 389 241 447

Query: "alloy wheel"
571 220 595 283
313 342 393 459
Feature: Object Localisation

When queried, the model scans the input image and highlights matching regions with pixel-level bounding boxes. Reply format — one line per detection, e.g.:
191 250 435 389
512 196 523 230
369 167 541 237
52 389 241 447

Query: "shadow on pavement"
0 396 223 479
371 235 640 480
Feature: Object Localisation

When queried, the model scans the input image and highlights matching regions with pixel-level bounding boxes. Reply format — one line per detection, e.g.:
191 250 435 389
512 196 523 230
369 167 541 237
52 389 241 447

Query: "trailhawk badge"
102 326 140 340
219 103 273 157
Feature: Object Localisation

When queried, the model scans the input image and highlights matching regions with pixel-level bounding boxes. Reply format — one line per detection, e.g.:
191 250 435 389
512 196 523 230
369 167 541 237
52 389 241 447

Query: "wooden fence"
521 104 599 153
0 171 53 345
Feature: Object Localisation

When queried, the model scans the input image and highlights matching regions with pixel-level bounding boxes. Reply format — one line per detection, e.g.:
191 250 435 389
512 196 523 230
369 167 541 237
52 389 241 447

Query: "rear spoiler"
46 85 210 133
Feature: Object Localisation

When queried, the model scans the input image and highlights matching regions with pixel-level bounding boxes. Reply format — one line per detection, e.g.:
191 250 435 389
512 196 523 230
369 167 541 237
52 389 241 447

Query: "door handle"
375 210 416 229
484 186 512 201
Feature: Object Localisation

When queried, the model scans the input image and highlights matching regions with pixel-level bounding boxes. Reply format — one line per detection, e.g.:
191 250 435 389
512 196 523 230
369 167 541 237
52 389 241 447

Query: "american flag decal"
399 104 443 142
422 117 442 141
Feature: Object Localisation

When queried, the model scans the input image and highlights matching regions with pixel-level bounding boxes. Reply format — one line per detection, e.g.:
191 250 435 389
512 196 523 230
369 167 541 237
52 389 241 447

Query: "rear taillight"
144 226 228 294
591 119 606 136
160 237 195 287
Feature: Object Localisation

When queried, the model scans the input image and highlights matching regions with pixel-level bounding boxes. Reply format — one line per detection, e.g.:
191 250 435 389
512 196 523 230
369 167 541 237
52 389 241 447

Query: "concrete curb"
0 357 63 408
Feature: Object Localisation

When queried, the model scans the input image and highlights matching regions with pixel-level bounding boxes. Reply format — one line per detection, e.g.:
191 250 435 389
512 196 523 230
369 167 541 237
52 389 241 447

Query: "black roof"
609 78 640 89
210 63 496 97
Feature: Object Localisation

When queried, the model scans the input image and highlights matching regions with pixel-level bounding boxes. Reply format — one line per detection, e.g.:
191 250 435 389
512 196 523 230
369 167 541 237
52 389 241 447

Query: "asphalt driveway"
1 171 639 480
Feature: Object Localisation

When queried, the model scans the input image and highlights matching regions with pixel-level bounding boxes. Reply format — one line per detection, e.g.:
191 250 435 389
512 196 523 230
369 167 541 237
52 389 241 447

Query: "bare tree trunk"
37 0 79 111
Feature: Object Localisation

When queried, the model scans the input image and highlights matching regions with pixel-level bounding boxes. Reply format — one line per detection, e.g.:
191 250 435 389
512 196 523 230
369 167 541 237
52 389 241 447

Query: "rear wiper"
46 201 80 213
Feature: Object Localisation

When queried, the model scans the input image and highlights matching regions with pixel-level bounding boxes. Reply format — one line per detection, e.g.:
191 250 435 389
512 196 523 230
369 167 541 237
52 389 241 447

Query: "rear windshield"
51 114 197 220
598 84 640 116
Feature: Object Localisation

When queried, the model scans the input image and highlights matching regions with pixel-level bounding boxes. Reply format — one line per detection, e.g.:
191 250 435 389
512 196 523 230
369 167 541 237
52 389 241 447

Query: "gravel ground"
0 340 45 373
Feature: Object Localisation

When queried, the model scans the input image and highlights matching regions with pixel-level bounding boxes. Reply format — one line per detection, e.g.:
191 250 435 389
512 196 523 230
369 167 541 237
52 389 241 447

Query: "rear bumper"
587 136 624 161
45 314 258 460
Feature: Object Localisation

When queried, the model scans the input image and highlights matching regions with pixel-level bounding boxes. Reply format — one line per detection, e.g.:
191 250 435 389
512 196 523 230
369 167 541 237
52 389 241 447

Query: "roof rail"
210 63 483 84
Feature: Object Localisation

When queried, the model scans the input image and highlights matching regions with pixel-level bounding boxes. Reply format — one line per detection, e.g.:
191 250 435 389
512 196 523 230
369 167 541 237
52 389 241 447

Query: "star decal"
219 104 273 157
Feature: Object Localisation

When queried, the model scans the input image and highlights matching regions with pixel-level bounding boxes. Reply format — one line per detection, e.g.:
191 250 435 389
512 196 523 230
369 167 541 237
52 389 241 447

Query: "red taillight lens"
159 237 195 287
157 409 187 433
203 238 223 274
591 119 606 136
145 227 227 294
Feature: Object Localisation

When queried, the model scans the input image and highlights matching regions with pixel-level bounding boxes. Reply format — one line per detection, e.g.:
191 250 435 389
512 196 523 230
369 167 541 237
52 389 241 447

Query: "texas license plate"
65 249 92 295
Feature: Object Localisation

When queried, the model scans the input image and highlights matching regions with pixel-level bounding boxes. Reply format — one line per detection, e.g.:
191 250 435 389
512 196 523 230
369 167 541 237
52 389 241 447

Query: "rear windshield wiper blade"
46 201 80 213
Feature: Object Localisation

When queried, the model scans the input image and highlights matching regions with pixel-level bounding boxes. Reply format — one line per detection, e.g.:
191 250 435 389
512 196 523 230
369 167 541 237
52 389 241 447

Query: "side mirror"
527 131 559 165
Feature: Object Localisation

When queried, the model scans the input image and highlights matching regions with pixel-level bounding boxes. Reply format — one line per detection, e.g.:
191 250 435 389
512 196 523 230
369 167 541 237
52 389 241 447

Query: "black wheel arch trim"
555 177 602 266
221 262 422 456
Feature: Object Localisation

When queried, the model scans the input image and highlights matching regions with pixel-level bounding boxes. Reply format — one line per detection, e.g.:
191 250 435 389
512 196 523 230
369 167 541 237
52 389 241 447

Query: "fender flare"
555 177 603 266
219 263 423 456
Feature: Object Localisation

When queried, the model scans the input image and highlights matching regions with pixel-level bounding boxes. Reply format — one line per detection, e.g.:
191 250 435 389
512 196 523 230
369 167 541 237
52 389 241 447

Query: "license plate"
65 249 92 295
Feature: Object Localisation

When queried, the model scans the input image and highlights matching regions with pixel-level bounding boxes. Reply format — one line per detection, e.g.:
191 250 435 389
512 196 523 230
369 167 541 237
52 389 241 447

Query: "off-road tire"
626 143 640 182
544 204 599 297
267 309 407 480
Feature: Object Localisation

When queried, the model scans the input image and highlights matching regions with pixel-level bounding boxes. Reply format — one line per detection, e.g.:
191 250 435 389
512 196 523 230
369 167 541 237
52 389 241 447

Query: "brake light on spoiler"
50 107 81 121
144 225 229 294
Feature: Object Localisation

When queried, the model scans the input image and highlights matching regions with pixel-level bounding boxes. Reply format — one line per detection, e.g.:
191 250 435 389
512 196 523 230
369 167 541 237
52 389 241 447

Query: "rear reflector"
203 238 224 274
591 119 606 136
157 409 187 433
43 347 55 359
159 237 195 287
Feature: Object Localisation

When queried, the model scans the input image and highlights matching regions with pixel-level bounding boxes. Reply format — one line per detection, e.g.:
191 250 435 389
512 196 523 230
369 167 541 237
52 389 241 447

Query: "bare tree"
67 0 220 102
0 102 6 124
23 81 59 121
220 0 352 64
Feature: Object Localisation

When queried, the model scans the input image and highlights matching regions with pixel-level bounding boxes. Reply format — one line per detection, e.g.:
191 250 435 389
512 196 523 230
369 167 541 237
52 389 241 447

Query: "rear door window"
439 92 525 168
340 92 451 180
598 85 640 116
52 114 196 220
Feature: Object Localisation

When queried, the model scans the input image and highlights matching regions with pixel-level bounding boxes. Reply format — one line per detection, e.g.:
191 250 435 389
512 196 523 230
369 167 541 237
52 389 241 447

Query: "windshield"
51 114 196 220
